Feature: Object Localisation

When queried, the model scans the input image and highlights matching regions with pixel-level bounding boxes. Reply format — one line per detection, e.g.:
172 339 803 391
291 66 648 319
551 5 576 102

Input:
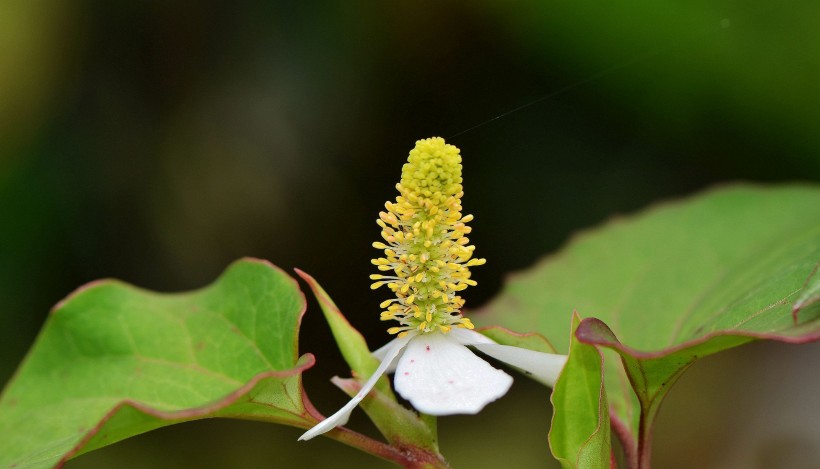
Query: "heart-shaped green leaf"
0 258 318 468
549 312 609 469
477 185 820 464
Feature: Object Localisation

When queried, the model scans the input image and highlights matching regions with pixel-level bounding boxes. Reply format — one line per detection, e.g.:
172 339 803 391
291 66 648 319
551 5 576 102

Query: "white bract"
298 328 567 441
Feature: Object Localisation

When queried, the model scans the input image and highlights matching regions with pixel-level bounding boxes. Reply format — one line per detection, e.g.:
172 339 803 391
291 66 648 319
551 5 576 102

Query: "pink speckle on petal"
426 345 431 352
404 372 410 376
410 359 415 363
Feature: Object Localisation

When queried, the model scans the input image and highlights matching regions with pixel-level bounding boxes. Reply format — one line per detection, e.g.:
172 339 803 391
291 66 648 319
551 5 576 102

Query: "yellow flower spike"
299 137 572 443
370 137 484 335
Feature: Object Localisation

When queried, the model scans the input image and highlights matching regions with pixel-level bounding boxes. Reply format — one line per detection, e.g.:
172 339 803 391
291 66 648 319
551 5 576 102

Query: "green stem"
420 413 438 445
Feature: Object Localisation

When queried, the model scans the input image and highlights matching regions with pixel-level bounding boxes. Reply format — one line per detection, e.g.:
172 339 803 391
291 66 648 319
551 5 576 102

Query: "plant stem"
297 386 448 467
420 413 438 444
636 414 652 469
326 426 449 468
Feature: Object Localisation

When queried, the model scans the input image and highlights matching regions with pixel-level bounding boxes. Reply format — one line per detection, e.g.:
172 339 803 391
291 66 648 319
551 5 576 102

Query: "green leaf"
549 312 610 469
792 265 820 319
0 258 319 468
477 185 820 463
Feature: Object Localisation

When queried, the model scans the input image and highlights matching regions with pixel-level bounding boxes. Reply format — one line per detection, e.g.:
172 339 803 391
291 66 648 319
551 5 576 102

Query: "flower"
370 137 480 336
299 138 567 441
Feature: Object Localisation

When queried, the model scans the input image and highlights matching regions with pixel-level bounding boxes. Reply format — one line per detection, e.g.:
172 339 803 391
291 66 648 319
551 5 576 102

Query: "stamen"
370 137 485 335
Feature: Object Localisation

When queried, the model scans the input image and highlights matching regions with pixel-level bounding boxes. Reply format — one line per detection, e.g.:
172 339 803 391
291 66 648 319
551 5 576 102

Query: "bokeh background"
1 1 819 467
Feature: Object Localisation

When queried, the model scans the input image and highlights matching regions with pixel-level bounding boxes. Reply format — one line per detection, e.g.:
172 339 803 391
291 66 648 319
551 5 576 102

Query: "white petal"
371 333 416 374
471 343 567 387
448 327 496 345
298 335 411 441
393 333 513 415
449 328 568 387
371 338 396 360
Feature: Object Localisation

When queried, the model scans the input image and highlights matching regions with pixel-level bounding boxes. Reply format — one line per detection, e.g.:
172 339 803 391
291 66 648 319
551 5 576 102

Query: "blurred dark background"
1 1 818 467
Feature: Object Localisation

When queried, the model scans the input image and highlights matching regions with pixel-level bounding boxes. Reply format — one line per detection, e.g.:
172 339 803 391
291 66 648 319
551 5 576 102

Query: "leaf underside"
0 258 316 469
477 184 820 455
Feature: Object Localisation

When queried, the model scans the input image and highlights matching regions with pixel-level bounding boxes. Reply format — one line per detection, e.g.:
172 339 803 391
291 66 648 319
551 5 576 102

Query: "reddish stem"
610 412 638 469
326 427 449 468
637 415 652 469
295 389 449 468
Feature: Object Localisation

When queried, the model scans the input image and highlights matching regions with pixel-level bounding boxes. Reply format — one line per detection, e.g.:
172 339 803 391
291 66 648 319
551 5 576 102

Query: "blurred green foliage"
1 1 818 467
